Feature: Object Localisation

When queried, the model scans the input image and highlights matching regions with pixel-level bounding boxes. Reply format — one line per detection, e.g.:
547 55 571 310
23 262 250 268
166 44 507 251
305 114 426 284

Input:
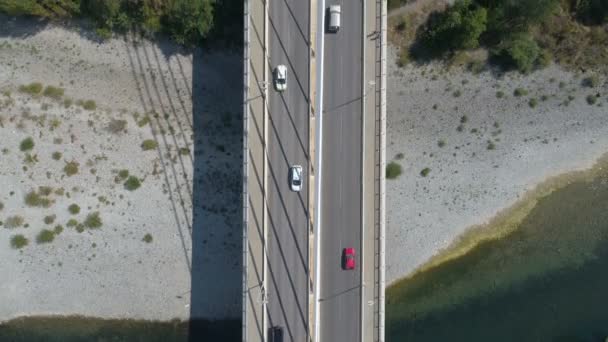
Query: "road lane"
319 0 363 341
266 0 310 341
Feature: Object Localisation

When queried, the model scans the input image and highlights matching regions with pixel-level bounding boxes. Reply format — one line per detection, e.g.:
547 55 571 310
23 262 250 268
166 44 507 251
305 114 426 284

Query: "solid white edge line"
313 0 325 340
360 0 366 340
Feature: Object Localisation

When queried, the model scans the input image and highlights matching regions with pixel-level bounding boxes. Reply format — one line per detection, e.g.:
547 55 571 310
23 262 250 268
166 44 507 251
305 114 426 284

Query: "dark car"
269 326 283 342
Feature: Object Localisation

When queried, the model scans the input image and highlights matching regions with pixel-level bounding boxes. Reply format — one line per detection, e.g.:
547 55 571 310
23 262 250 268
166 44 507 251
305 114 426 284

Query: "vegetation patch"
36 229 55 244
586 94 598 105
81 100 97 111
84 211 102 229
528 98 538 108
124 176 141 190
386 162 403 180
107 119 127 133
43 86 64 99
420 168 431 177
25 189 53 208
68 204 80 215
4 215 25 228
20 137 34 151
10 234 28 249
52 151 62 160
141 139 158 151
143 233 153 243
66 219 78 227
64 161 79 176
18 82 43 95
53 225 64 235
43 215 56 225
514 88 528 97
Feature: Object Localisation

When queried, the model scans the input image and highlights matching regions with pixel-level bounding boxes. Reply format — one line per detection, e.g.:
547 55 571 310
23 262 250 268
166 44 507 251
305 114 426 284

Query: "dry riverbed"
386 46 608 284
0 16 241 321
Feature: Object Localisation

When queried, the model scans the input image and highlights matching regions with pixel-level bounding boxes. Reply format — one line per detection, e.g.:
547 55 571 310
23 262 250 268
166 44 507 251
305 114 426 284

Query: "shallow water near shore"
387 160 608 341
0 317 240 341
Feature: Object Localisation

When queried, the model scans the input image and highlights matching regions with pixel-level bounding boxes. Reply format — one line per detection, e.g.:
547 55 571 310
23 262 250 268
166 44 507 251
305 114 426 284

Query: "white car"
274 65 287 91
289 165 303 192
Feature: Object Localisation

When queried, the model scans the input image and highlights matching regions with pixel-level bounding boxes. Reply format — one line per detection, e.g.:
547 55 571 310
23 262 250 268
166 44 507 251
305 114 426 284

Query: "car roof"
344 247 355 254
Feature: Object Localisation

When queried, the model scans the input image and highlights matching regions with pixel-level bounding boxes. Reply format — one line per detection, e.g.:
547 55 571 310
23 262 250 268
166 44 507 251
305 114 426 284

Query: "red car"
342 247 356 270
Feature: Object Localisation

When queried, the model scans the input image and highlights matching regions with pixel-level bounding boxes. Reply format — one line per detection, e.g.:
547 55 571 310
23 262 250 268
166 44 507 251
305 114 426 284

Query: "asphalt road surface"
318 0 364 341
266 0 310 341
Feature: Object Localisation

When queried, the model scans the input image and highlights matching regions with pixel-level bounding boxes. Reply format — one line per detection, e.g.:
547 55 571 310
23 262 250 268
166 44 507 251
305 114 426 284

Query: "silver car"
289 165 303 192
274 65 287 91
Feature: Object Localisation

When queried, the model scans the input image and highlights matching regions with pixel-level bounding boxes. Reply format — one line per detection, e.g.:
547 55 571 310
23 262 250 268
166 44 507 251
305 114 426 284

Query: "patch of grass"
52 151 62 160
487 141 496 150
528 98 538 108
84 211 102 229
107 119 127 133
438 139 446 147
586 94 598 105
25 190 53 208
63 98 73 108
53 225 63 235
43 215 56 225
43 86 64 99
137 115 151 127
460 115 468 124
540 94 549 101
36 229 55 244
496 91 505 98
456 124 464 132
64 161 79 176
118 169 129 179
0 201 3 211
68 204 80 215
179 147 190 155
66 219 78 227
143 233 153 243
141 139 158 151
20 137 34 151
5 215 24 228
514 88 528 97
82 100 96 110
124 176 141 191
386 162 402 180
420 168 431 177
582 75 600 88
76 224 85 233
19 82 43 95
10 234 28 249
452 89 462 97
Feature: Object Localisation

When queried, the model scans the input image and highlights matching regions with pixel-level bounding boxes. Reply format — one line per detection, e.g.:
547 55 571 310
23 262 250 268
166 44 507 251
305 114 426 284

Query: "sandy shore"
386 45 608 284
0 16 241 321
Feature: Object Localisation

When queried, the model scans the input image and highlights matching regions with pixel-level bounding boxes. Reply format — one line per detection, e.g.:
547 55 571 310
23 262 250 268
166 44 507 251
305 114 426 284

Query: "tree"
575 0 608 25
481 0 560 37
422 0 487 55
163 0 214 45
494 33 540 73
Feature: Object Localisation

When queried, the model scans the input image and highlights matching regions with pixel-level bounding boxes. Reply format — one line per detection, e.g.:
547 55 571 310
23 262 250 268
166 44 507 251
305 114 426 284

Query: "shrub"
43 86 64 99
386 162 402 179
164 0 214 46
179 147 190 155
66 219 78 227
68 204 80 215
422 0 487 55
137 115 151 127
397 49 410 67
496 91 504 98
36 229 55 244
528 98 538 108
107 119 127 133
452 89 462 97
0 201 3 211
5 215 24 228
84 211 102 229
141 139 158 151
82 100 96 110
395 153 405 160
438 139 446 147
582 75 600 88
64 161 79 176
494 33 540 73
143 233 153 243
586 94 598 105
25 191 52 208
487 141 496 150
460 115 468 123
124 176 141 191
20 137 34 151
420 168 431 177
575 0 608 25
10 234 28 249
63 98 73 108
43 215 56 225
53 225 63 235
19 82 43 95
52 151 62 160
514 88 528 97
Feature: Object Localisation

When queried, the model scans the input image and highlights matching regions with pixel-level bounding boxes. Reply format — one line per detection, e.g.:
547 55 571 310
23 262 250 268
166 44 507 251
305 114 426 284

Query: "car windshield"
293 179 301 185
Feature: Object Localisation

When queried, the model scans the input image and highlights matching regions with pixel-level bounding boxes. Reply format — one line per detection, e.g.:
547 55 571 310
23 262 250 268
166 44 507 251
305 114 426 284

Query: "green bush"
64 161 79 176
52 151 62 160
68 204 80 215
18 82 43 95
420 168 431 177
143 233 153 243
514 88 528 97
422 0 487 55
36 229 55 244
82 100 97 110
20 137 34 151
528 98 538 108
141 139 158 151
66 219 78 227
43 86 64 99
481 0 560 36
54 225 64 235
386 162 402 179
496 91 505 98
25 190 52 208
5 215 24 228
43 215 56 225
582 75 600 88
10 234 28 249
84 211 102 229
575 0 608 25
494 33 540 73
124 176 141 190
586 94 598 105
164 0 214 45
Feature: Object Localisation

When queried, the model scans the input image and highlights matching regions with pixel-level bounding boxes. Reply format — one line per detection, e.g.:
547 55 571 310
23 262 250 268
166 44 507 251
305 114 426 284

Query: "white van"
328 5 341 33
